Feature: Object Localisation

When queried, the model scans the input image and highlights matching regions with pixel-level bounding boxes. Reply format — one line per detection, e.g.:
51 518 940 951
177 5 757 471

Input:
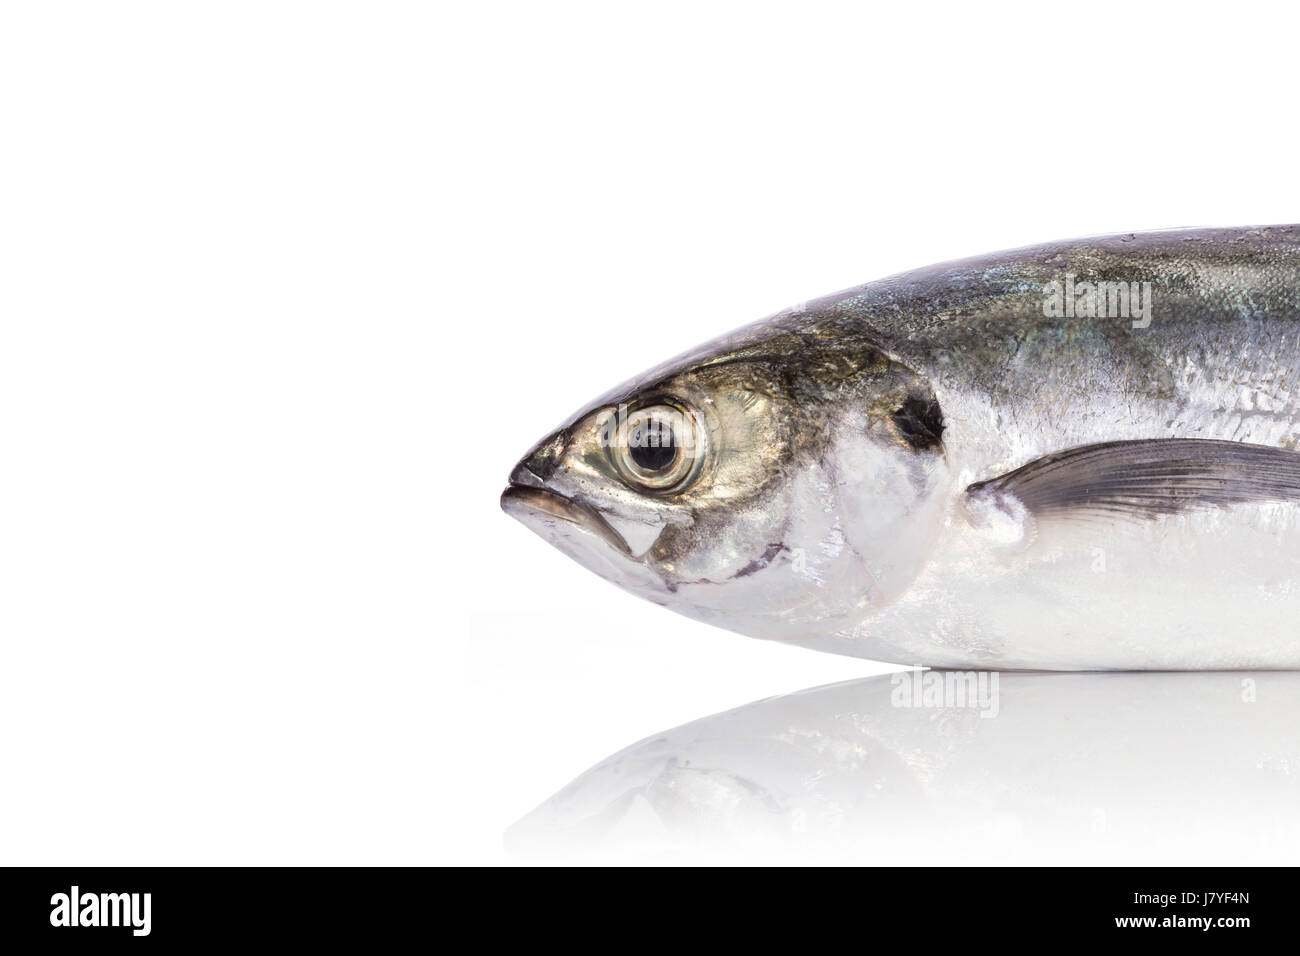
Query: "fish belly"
836 499 1300 670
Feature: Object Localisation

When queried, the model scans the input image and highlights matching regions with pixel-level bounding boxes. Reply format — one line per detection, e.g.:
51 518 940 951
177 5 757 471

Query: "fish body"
502 226 1300 669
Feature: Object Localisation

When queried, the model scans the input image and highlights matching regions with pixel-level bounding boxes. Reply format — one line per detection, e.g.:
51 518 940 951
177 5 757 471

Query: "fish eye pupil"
629 421 677 471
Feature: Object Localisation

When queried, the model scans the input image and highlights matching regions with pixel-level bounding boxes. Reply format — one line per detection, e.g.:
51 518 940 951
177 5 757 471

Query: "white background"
2 3 1296 865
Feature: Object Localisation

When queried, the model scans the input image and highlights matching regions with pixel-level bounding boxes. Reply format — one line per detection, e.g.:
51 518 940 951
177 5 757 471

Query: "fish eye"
607 402 705 493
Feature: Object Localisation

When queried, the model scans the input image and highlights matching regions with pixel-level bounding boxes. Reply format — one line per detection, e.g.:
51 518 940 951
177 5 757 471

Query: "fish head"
501 325 952 644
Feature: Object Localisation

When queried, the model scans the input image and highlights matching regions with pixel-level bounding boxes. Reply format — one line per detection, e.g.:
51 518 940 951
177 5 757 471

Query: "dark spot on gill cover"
890 393 945 451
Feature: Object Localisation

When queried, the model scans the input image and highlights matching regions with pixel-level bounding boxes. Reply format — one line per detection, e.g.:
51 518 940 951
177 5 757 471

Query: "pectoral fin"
965 439 1300 522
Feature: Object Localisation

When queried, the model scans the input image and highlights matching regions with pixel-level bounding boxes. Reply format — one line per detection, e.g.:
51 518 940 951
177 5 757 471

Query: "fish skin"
813 225 1300 471
503 226 1300 669
609 224 1300 467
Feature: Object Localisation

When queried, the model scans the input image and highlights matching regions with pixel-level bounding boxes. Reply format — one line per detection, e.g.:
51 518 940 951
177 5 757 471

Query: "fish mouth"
500 483 632 557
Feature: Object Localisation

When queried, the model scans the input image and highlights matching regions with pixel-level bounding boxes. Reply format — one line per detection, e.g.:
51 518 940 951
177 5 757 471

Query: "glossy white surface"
510 672 1300 865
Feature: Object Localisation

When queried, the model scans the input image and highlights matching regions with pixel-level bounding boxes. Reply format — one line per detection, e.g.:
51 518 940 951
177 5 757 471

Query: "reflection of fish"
502 226 1300 668
508 673 1300 864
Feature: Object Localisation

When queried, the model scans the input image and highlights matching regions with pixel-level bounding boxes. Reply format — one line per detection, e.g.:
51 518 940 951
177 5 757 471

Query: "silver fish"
502 225 1300 669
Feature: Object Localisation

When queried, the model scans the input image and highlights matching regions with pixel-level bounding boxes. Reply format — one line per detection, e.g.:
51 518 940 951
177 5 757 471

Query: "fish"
501 225 1300 670
507 672 1300 863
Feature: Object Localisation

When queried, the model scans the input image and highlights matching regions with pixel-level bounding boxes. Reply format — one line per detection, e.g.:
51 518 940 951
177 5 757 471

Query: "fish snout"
502 426 653 568
510 429 567 488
